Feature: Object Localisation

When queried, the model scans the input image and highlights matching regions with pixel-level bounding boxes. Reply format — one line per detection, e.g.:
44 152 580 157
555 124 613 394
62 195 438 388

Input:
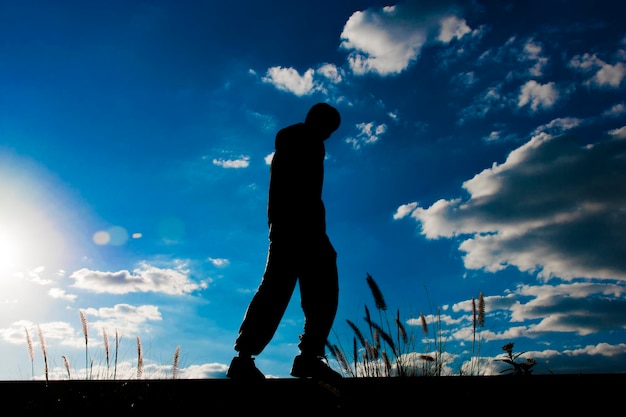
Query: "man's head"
305 103 341 139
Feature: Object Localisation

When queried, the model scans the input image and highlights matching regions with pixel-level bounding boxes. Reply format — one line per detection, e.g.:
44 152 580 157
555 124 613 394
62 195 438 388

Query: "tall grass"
327 274 489 377
328 273 431 377
26 315 181 381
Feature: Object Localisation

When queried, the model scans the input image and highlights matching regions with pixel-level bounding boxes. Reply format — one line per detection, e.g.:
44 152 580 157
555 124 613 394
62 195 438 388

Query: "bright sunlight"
0 230 21 272
0 153 79 280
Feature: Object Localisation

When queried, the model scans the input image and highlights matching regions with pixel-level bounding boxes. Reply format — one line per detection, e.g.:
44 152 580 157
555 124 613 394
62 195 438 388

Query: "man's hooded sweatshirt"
267 122 326 241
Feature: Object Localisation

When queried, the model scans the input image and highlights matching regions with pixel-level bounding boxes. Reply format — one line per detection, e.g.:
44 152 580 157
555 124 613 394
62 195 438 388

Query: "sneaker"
226 356 265 380
290 354 342 381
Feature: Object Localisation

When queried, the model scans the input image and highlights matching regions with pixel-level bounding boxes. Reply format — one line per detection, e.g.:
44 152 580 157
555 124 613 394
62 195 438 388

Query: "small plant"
495 342 536 376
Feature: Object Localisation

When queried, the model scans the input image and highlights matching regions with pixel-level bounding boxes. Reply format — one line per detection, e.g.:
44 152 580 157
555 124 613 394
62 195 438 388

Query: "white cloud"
564 343 626 358
208 257 229 267
340 3 471 76
393 202 418 220
570 53 626 88
48 288 76 302
317 63 343 83
518 80 559 111
0 319 75 346
346 121 387 149
212 156 250 168
496 283 626 337
176 362 229 379
260 64 344 96
569 52 600 71
69 261 209 295
404 131 626 281
458 83 510 123
438 15 471 43
595 62 626 87
483 131 501 142
79 304 164 345
526 342 626 374
86 303 162 321
603 102 625 117
246 111 276 133
521 39 548 77
262 66 316 96
609 126 626 139
533 117 582 136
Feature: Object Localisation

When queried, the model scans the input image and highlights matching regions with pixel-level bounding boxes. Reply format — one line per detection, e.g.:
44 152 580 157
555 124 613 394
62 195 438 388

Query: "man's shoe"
290 354 342 381
227 356 265 380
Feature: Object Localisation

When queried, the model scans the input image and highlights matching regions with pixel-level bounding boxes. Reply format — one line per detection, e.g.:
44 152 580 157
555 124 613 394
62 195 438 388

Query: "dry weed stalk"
37 325 48 383
136 336 144 379
79 309 89 379
103 327 110 379
172 345 181 379
25 327 34 379
419 312 428 335
62 355 71 380
114 329 120 380
469 292 486 375
366 273 387 310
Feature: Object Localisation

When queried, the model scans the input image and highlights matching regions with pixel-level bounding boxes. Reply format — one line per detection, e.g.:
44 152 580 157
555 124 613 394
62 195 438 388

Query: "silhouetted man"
227 102 342 381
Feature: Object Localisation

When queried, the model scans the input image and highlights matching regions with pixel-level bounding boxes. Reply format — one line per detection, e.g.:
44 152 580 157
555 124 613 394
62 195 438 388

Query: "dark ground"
2 373 622 415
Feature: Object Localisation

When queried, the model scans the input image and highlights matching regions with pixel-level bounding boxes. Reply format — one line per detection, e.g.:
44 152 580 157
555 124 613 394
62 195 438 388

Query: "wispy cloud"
609 126 626 139
520 38 548 77
69 261 209 295
570 52 626 88
208 257 229 267
212 155 250 168
602 102 625 117
346 121 387 149
48 288 77 302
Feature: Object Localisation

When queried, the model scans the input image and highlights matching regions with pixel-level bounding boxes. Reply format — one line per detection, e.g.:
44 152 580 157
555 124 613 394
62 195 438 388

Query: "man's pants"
234 235 338 358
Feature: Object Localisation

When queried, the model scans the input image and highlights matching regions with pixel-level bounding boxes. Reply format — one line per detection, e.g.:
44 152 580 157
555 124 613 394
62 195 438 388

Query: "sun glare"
0 156 79 280
0 230 21 271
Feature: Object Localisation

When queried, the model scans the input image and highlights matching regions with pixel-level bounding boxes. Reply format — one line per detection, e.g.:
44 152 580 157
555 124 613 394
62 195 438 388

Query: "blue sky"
1 0 626 380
